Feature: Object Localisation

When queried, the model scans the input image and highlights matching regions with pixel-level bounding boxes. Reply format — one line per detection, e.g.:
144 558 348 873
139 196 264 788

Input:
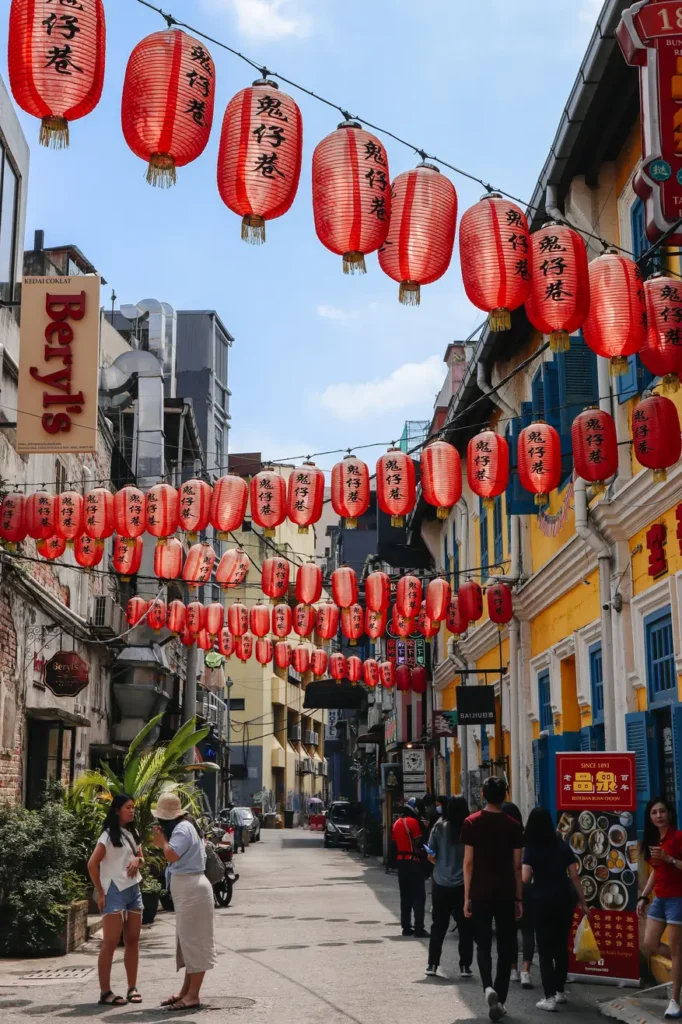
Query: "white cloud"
203 0 313 40
578 0 603 24
316 304 358 321
317 355 444 421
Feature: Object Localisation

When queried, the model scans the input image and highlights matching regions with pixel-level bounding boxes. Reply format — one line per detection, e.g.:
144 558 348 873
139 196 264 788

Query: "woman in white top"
87 794 144 1006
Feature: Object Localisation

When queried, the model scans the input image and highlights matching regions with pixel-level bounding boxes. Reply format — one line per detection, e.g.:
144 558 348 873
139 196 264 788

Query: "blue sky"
1 0 604 471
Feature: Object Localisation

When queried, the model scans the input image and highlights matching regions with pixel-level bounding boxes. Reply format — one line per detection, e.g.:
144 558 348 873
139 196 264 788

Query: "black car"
324 801 364 848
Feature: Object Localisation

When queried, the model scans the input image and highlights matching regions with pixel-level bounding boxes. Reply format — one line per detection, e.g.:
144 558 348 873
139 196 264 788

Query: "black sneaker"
402 927 414 936
414 928 430 938
460 965 474 978
425 965 438 977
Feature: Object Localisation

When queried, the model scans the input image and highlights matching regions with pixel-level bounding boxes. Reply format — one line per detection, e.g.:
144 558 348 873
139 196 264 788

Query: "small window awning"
356 733 381 745
26 707 90 727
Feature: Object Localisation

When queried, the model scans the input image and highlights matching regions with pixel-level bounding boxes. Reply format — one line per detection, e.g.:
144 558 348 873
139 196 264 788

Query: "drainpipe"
574 478 616 750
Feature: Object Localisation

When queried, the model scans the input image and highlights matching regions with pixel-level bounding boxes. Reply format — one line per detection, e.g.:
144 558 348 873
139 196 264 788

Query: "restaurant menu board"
557 754 639 985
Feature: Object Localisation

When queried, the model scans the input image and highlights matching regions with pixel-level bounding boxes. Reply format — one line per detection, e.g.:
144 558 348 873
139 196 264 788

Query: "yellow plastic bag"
573 915 601 963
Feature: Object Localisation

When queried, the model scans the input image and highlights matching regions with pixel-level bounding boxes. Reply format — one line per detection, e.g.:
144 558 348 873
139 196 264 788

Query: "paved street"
0 830 615 1024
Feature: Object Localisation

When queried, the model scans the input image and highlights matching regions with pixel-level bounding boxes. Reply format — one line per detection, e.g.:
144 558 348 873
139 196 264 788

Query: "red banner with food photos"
556 753 636 812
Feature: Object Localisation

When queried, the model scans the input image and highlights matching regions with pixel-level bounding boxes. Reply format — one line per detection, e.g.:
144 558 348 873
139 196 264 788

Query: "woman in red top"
639 798 682 1019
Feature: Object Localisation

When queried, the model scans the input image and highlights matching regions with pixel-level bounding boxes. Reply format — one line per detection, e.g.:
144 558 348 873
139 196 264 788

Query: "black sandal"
98 991 126 1006
127 987 142 1004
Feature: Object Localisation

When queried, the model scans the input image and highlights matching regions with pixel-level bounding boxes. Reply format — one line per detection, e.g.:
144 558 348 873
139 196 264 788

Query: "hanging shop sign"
380 762 403 792
384 710 398 750
44 651 89 699
618 1 682 245
386 619 426 670
433 710 458 737
17 275 101 454
455 685 495 725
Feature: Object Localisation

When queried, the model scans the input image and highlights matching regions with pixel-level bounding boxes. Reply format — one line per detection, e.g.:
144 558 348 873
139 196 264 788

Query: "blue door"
625 711 658 834
645 608 677 706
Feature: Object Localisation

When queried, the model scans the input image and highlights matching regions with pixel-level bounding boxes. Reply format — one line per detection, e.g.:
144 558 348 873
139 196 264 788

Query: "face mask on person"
436 805 442 815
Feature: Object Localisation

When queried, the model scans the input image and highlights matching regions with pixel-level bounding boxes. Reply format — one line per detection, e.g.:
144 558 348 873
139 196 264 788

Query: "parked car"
324 801 364 848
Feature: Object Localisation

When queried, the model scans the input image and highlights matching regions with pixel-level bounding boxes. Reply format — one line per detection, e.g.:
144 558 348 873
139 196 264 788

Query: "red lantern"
154 537 183 580
341 603 364 645
331 566 358 609
216 548 249 590
112 535 143 580
210 475 248 540
641 275 682 393
272 602 293 638
459 195 532 331
262 556 290 601
347 655 363 685
571 409 618 496
363 658 380 689
250 470 287 537
582 251 646 375
379 661 395 689
114 486 145 543
420 441 461 520
287 462 325 534
205 602 224 637
446 597 468 638
122 29 215 186
292 644 311 675
235 632 253 662
147 598 167 632
182 542 215 590
633 394 682 482
459 580 484 624
487 582 513 625
517 421 562 506
365 608 386 640
56 491 84 545
311 648 328 677
0 494 26 549
8 0 105 148
293 603 315 638
296 562 322 606
396 665 411 692
256 637 274 665
37 536 66 561
219 627 235 658
312 122 391 274
74 534 103 570
167 600 186 634
180 626 195 648
467 431 510 509
425 578 451 623
127 597 148 628
391 605 414 638
217 78 303 243
396 575 422 619
146 483 179 543
25 492 56 541
227 603 248 637
178 479 212 541
275 640 292 670
331 455 370 529
187 601 206 637
366 571 391 612
417 602 439 641
329 653 346 682
316 602 339 641
376 448 417 527
249 603 271 638
83 488 114 540
197 629 214 652
378 162 457 305
526 223 590 353
411 666 428 695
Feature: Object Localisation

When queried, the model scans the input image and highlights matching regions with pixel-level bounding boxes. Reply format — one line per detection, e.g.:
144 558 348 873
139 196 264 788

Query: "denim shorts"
649 896 682 926
103 881 143 916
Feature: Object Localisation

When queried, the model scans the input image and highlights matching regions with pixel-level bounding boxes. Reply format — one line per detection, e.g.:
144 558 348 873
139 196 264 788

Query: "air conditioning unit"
304 729 316 745
313 731 319 746
306 757 315 774
295 758 305 775
289 724 302 742
89 595 124 636
316 761 328 777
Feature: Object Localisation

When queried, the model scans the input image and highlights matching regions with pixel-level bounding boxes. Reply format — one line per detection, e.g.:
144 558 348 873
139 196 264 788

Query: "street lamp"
225 675 233 803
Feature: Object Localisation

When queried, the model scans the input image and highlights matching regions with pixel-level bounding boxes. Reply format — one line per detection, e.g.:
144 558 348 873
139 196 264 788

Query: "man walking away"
229 806 247 853
463 777 523 1022
392 805 429 937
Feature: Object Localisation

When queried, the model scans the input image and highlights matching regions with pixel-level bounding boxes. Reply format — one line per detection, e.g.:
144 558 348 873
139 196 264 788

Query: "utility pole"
183 643 199 764
225 674 233 804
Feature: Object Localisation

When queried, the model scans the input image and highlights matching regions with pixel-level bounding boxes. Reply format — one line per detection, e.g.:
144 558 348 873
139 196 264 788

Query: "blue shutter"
479 500 489 577
493 496 503 565
625 710 657 833
532 738 542 807
645 607 676 705
506 404 536 515
617 355 655 405
531 369 545 421
589 643 604 724
543 360 572 484
580 725 605 752
557 333 599 435
538 669 553 733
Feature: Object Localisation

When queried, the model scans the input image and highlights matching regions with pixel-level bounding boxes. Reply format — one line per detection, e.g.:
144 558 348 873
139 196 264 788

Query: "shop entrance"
25 719 76 809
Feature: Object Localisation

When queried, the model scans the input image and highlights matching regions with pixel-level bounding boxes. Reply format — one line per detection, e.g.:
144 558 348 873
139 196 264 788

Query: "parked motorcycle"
205 823 239 908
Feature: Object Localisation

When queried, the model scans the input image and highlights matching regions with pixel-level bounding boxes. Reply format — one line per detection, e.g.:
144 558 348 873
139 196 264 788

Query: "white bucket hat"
152 792 188 821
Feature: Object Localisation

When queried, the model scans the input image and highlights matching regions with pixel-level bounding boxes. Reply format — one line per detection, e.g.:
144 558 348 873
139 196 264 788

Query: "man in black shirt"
462 777 523 1022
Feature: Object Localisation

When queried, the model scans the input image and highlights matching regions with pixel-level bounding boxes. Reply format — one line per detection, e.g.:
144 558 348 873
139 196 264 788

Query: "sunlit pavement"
0 830 613 1023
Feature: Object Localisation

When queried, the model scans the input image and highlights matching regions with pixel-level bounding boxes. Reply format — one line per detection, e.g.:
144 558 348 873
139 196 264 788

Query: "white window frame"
529 649 562 731
575 620 602 711
630 576 679 694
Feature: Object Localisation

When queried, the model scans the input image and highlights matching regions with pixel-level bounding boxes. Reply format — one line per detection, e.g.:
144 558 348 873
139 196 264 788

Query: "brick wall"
0 587 22 805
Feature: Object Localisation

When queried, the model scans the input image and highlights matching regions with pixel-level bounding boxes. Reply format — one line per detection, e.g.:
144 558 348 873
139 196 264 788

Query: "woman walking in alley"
88 794 144 1006
522 807 591 1012
152 793 217 1012
503 802 535 989
638 798 682 1020
425 796 474 979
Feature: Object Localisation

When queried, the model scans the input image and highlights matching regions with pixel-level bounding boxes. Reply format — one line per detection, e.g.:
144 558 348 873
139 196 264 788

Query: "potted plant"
140 873 162 925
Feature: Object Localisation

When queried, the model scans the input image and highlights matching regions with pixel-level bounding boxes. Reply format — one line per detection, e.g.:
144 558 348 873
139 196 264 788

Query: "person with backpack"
425 796 474 979
392 804 429 937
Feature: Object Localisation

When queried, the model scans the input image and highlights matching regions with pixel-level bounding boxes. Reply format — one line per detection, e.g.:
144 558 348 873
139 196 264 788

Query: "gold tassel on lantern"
549 330 570 353
490 307 511 332
534 493 549 507
146 153 177 188
264 527 275 538
345 517 358 530
610 356 629 377
662 373 681 396
654 469 668 483
241 214 266 244
391 515 405 528
437 506 449 520
483 497 495 511
298 525 310 535
591 482 607 500
39 116 69 150
399 281 420 306
343 251 367 275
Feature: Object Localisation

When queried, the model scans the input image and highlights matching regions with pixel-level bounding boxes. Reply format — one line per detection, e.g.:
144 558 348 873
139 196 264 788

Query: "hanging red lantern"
56 491 83 545
235 632 253 662
205 602 224 637
127 597 148 628
633 394 682 482
293 603 315 638
167 600 186 634
74 534 103 570
256 637 274 665
292 644 311 675
365 608 386 640
197 629 214 652
396 575 422 619
517 421 562 506
329 653 346 682
112 535 143 580
287 462 325 534
312 121 391 274
272 602 293 638
262 556 290 601
525 222 590 353
25 491 56 541
571 409 618 497
146 483 179 544
8 0 106 149
178 479 212 541
365 570 391 612
227 603 248 637
316 602 339 641
459 580 484 624
467 431 510 509
363 658 380 689
296 562 322 606
396 665 411 692
582 251 646 375
331 455 370 529
217 77 303 243
459 195 532 331
187 601 207 637
487 582 513 625
219 627 235 658
446 597 468 638
210 475 248 540
249 603 271 638
341 603 364 645
147 598 167 632
182 542 215 591
411 665 428 695
216 548 249 590
113 486 145 544
331 566 358 609
417 602 439 641
122 29 215 187
391 604 414 638
425 578 451 622
641 275 682 393
179 626 195 648
274 640 292 670
0 493 26 550
420 441 462 520
83 488 114 540
376 448 417 527
37 536 66 561
379 661 395 689
311 648 328 677
154 537 183 580
250 469 287 538
346 655 363 685
379 162 457 305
